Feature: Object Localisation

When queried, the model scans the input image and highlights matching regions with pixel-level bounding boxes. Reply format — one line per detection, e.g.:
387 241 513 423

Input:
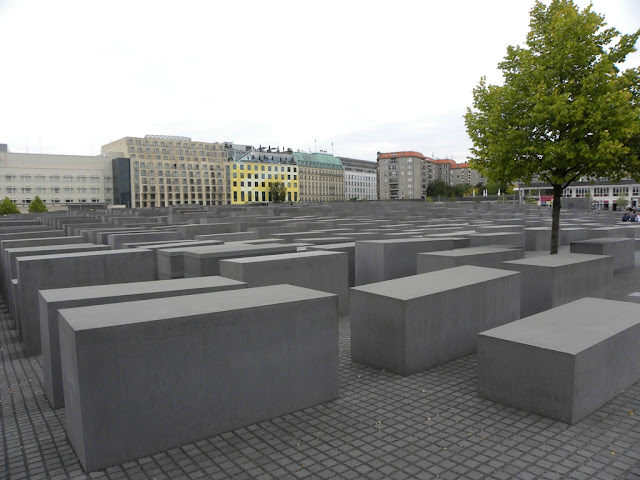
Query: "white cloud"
0 0 637 161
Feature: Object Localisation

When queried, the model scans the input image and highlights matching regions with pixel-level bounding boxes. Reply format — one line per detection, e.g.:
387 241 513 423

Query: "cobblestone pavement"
1 254 640 479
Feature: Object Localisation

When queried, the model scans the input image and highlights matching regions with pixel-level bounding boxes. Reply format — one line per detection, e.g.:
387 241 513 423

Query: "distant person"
622 213 629 222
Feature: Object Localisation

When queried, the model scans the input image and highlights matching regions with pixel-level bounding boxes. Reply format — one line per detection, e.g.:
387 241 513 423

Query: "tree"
28 195 48 213
426 179 449 198
465 0 640 254
0 197 20 215
269 181 288 203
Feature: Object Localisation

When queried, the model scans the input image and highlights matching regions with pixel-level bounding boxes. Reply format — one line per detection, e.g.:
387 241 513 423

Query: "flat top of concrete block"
140 240 224 251
471 232 522 237
58 284 336 331
502 252 609 267
39 276 246 302
356 238 456 246
572 238 634 245
220 250 343 264
182 243 300 259
417 246 521 258
352 265 519 300
6 243 97 254
308 242 356 250
17 248 152 263
294 237 354 242
479 297 640 354
589 226 626 231
525 227 552 231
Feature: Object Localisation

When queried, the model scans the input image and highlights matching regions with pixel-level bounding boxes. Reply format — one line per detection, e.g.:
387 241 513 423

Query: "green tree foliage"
425 179 472 199
0 197 20 215
269 181 288 203
465 0 640 253
28 195 48 213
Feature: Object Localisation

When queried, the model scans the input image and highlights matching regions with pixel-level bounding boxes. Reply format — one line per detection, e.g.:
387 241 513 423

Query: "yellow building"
230 154 299 204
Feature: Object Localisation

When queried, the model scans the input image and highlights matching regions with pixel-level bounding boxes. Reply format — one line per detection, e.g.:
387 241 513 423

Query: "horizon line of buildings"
1 135 638 209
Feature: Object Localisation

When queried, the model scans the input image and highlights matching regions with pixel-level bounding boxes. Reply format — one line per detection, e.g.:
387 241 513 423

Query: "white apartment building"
0 146 114 208
339 157 377 200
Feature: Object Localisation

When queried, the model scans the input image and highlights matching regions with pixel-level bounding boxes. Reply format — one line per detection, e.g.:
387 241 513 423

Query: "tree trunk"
550 184 563 255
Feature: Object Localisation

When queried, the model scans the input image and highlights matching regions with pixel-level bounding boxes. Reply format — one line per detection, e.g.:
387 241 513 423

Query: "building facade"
450 162 487 186
231 149 299 203
0 147 114 209
101 135 230 207
294 152 344 202
339 157 377 200
377 151 435 200
519 180 640 209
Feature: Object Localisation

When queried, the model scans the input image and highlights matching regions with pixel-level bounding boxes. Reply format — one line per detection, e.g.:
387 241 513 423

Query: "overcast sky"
1 0 638 162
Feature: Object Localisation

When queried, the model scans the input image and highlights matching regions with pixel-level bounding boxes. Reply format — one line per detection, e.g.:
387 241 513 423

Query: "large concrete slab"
478 298 640 424
220 251 349 315
500 253 612 318
16 249 155 356
308 242 356 287
351 266 521 375
59 285 339 472
416 246 524 274
569 237 635 271
355 238 458 286
39 276 247 409
182 243 301 277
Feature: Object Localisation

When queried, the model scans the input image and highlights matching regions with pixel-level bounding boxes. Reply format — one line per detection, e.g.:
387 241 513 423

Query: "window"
50 175 59 182
64 187 73 193
51 187 60 193
77 176 86 182
35 174 45 182
20 174 30 182
63 175 73 182
6 187 16 193
36 187 46 194
90 176 100 182
21 187 31 193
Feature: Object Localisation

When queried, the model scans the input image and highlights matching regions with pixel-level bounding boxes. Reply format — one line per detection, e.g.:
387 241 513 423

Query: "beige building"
294 152 345 202
377 151 436 200
0 146 114 209
450 162 486 186
101 135 230 207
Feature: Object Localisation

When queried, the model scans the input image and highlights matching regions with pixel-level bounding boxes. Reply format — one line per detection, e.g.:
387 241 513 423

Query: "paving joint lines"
1 253 640 479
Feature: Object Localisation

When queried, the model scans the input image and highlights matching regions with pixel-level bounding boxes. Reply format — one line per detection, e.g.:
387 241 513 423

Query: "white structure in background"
518 181 640 209
0 144 114 209
339 157 377 200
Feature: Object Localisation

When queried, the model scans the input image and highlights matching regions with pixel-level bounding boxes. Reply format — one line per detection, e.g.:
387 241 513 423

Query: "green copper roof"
293 152 344 170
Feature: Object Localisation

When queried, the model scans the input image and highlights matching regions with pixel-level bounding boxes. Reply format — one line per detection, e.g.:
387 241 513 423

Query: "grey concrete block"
17 249 156 356
355 238 457 286
351 266 521 375
59 285 339 472
500 254 612 318
308 242 356 287
416 246 524 274
525 227 552 251
570 238 635 270
107 231 180 250
182 243 301 277
39 276 247 409
220 251 349 316
478 297 640 424
560 227 589 245
468 232 525 248
588 226 628 239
